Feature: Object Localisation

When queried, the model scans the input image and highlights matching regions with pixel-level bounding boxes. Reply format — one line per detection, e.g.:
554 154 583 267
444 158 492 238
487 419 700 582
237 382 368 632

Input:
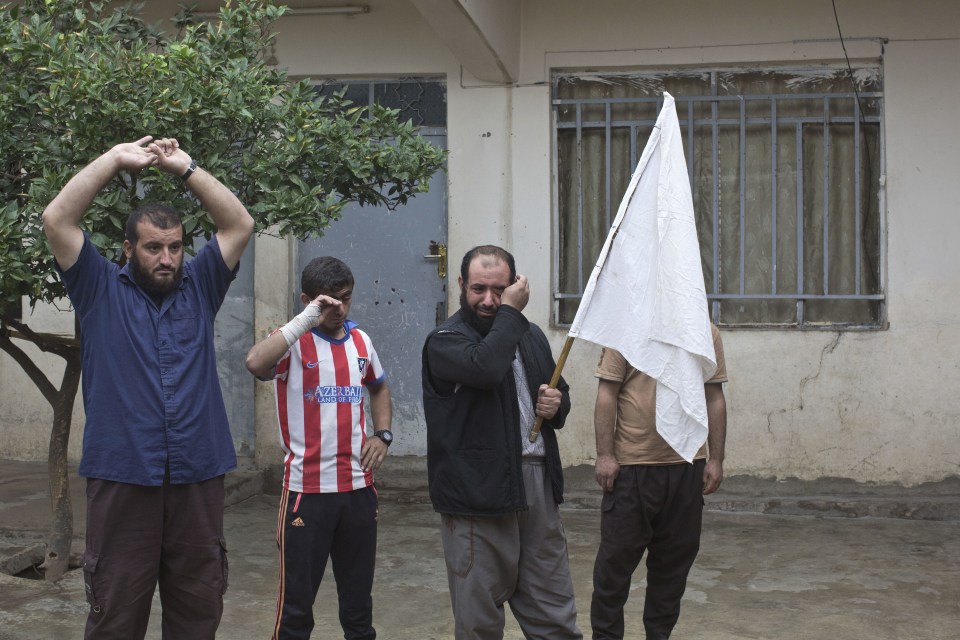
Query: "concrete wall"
533 1 960 485
3 0 958 487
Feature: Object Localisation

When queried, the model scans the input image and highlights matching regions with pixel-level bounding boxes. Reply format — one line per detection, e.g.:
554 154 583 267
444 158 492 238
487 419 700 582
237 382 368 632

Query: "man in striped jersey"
246 256 392 640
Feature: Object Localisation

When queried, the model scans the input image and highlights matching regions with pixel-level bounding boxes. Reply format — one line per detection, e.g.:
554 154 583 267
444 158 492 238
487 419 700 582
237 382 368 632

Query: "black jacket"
421 305 571 516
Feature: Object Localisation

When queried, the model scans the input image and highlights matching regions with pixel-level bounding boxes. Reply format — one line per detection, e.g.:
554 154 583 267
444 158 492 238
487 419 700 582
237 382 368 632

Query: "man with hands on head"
246 256 392 640
42 136 254 639
590 326 728 640
422 245 582 640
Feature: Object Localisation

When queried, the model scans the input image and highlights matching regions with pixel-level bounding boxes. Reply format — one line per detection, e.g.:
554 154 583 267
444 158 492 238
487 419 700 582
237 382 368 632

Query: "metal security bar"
314 78 447 128
552 70 885 329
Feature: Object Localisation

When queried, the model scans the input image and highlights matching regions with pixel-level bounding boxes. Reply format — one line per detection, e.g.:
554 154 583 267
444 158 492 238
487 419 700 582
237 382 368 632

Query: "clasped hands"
109 135 193 177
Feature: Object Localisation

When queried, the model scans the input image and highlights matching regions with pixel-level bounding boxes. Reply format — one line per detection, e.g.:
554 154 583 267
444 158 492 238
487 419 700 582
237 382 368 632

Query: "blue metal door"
297 130 447 455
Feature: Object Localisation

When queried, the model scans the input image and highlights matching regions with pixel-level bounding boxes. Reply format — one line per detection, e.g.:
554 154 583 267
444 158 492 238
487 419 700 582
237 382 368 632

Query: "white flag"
569 92 716 462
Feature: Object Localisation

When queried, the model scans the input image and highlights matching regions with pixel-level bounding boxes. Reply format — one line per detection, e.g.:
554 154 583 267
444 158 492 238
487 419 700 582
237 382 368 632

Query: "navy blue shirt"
59 234 239 486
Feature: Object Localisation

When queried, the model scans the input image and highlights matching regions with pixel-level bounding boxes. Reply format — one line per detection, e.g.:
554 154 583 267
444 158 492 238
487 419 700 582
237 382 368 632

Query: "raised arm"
42 136 158 270
426 305 529 388
148 138 254 270
245 295 342 379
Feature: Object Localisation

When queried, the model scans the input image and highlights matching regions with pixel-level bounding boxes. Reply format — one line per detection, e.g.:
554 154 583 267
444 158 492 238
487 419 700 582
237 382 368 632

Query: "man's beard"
459 288 495 335
130 252 182 298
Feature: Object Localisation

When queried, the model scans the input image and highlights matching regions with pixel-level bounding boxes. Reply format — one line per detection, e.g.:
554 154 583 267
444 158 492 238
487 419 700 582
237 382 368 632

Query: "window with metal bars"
313 78 447 128
553 67 884 329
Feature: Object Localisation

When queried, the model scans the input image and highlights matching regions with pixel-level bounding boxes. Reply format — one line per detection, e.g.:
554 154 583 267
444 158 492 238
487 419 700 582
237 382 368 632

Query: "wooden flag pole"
528 335 576 442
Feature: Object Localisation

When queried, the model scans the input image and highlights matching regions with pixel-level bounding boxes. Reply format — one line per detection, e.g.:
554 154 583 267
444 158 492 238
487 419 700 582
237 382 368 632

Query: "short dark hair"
301 256 355 299
460 245 516 283
125 203 182 244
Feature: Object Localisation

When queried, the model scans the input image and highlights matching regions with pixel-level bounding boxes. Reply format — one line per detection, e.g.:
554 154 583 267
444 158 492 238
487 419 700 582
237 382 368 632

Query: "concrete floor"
1 483 959 639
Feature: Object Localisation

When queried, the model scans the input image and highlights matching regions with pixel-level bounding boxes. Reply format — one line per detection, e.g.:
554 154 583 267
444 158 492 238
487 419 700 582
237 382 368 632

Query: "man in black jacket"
422 245 582 640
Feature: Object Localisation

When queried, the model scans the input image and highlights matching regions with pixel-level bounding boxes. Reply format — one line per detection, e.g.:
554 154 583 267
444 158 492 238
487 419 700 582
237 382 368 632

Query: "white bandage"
279 303 322 347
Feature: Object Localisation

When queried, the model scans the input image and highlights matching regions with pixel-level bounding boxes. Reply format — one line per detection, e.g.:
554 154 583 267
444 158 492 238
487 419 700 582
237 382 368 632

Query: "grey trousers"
440 459 583 640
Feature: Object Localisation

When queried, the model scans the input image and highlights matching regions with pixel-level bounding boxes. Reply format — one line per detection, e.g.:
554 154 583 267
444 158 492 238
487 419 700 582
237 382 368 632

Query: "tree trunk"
0 317 83 583
39 321 83 582
42 353 81 582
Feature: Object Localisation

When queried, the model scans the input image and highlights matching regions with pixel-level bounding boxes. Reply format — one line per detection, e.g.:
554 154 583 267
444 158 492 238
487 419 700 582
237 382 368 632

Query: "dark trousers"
272 486 378 640
83 474 227 640
590 460 705 640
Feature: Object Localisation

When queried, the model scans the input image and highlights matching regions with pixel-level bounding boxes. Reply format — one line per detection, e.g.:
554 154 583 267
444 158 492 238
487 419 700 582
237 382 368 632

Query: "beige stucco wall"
3 0 958 486
515 0 957 485
256 0 959 485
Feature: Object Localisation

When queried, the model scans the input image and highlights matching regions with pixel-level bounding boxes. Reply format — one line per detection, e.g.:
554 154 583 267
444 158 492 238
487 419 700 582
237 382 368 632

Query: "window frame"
551 66 886 330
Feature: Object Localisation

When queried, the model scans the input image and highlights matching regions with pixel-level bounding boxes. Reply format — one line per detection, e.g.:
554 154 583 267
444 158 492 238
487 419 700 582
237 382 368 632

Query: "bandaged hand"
279 295 340 346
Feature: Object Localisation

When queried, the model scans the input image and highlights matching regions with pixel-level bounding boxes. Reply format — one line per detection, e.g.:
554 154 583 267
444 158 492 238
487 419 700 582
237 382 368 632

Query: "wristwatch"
181 159 198 181
374 430 393 446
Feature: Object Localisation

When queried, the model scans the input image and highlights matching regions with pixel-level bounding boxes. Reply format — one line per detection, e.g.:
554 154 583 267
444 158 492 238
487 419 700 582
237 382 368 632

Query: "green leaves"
1 0 445 308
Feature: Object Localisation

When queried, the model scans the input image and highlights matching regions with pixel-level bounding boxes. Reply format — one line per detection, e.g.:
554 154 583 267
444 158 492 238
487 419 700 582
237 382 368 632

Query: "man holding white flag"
422 245 581 640
566 94 729 639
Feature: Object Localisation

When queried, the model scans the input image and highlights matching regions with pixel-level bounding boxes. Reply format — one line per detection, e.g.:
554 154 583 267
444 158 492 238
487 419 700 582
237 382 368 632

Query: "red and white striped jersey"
274 320 385 493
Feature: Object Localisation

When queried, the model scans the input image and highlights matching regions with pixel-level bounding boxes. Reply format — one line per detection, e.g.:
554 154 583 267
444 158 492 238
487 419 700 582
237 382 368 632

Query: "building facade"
2 0 958 486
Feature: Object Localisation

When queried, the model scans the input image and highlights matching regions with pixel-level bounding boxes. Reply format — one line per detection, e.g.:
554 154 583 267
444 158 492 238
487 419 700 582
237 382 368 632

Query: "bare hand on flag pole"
528 335 575 442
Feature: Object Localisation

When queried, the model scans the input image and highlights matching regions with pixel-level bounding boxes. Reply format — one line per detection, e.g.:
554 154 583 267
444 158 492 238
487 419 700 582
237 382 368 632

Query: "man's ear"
299 292 311 307
458 276 464 289
122 240 133 259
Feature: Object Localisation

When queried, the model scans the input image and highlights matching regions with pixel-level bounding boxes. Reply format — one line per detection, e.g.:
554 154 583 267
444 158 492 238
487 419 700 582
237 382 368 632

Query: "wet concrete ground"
1 488 958 639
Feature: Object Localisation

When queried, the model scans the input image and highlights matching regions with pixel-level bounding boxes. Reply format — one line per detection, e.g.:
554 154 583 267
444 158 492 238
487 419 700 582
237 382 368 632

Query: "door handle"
423 241 447 279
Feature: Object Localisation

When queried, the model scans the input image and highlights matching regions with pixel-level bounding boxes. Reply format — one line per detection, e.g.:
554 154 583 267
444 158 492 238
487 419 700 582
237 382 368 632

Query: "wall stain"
837 398 862 429
765 408 786 436
798 332 841 410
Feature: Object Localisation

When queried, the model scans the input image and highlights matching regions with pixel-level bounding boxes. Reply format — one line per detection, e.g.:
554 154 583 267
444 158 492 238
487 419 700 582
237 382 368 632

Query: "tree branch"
4 317 80 356
0 329 58 405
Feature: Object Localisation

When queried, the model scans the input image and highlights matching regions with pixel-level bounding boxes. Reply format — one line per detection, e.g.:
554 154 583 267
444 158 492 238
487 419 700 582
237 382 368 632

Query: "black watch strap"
181 159 198 181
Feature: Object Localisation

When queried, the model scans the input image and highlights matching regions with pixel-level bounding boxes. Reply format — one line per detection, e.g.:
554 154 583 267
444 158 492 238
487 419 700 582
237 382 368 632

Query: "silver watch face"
378 431 393 444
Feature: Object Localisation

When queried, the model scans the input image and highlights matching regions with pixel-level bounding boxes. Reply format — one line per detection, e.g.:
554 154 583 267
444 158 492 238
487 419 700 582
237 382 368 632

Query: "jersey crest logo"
357 357 368 375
